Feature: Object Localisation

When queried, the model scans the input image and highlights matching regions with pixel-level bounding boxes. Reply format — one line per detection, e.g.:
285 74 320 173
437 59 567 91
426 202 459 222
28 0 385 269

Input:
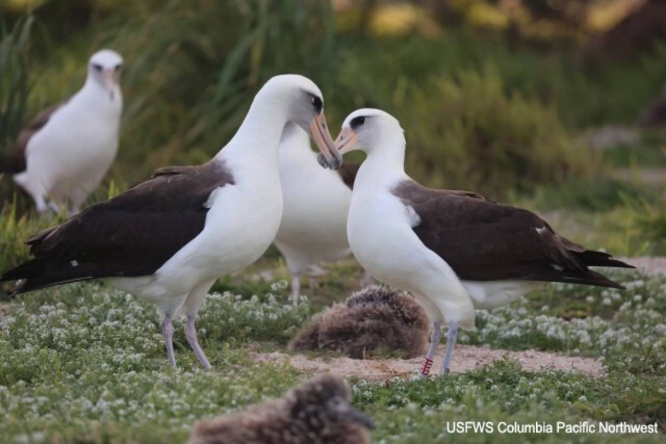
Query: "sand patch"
254 345 605 379
625 256 666 276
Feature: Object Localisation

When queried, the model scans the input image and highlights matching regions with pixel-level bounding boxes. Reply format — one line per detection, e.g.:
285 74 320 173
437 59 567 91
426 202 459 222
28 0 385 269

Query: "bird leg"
185 315 212 370
439 321 459 375
34 195 50 214
361 269 373 287
162 314 176 367
291 272 301 305
419 321 441 377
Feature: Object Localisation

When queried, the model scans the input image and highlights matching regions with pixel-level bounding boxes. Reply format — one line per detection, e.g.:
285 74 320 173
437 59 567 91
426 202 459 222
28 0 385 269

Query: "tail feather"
573 250 635 269
0 155 26 174
523 268 625 289
1 259 94 295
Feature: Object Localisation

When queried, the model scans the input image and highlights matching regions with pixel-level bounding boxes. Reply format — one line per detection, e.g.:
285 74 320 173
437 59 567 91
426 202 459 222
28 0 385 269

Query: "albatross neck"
215 95 289 166
357 139 408 189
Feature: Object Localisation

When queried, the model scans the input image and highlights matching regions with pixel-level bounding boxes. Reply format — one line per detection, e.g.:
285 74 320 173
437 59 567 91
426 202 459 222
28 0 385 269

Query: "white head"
253 74 340 167
319 108 405 169
88 49 123 98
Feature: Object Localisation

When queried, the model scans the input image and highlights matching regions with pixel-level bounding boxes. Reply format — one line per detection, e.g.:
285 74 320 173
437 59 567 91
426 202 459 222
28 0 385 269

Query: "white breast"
276 135 352 272
347 186 476 328
16 89 121 208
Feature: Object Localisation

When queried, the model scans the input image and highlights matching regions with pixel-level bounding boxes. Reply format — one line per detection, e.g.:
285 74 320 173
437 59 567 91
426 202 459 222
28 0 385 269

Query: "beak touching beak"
311 112 342 170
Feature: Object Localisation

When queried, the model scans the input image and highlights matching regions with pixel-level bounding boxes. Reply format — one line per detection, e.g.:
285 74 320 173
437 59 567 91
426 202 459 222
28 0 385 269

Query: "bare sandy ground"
626 256 666 275
253 344 605 379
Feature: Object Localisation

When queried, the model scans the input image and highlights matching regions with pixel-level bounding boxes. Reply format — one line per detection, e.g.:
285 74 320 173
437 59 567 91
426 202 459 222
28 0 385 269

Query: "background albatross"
0 49 124 214
1 74 340 370
275 123 362 300
323 108 633 376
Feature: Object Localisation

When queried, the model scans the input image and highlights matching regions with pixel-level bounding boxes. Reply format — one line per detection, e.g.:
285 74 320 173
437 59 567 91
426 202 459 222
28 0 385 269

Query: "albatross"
275 123 361 300
321 108 633 376
0 49 124 214
1 74 340 370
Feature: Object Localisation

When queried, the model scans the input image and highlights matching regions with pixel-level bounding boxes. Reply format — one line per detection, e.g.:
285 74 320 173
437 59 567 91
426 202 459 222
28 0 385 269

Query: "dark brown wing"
0 104 63 174
393 180 632 288
2 161 235 294
337 163 359 189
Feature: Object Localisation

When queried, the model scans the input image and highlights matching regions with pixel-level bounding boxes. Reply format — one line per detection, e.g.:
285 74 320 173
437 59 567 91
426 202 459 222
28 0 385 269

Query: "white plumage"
2 75 340 370
326 108 629 376
10 49 124 214
275 123 354 299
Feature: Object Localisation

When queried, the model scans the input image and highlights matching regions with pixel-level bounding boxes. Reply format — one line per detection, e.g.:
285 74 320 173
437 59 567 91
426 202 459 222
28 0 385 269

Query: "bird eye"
350 116 366 129
114 64 123 72
311 96 323 114
92 63 103 72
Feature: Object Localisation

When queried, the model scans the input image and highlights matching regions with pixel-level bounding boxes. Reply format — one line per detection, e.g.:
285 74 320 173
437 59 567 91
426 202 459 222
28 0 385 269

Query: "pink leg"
420 321 441 377
162 314 176 367
185 315 211 370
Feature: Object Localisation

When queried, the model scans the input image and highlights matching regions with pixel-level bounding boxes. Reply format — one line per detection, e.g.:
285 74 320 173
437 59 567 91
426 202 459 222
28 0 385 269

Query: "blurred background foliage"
0 0 665 266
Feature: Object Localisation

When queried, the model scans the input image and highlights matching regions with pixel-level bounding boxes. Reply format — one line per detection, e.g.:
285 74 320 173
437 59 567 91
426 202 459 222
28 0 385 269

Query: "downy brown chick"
188 374 373 444
289 285 429 359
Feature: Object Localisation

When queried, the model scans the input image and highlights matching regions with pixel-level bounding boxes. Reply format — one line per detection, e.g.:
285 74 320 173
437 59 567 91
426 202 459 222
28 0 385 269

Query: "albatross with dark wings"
0 49 124 214
321 108 633 376
1 74 340 370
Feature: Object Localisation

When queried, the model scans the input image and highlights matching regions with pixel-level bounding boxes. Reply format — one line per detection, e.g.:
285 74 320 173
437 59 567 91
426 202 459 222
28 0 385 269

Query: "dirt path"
626 256 666 275
254 344 605 380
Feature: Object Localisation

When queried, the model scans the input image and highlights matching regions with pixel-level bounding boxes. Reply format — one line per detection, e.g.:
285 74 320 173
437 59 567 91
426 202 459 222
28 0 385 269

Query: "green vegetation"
0 270 664 442
0 0 665 441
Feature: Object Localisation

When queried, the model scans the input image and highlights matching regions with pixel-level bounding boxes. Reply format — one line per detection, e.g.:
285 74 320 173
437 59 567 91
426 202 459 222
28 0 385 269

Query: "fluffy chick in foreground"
188 374 373 444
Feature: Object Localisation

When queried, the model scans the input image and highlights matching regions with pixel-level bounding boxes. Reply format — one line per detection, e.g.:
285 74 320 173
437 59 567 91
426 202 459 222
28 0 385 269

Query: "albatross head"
320 108 405 168
259 75 341 169
88 49 123 100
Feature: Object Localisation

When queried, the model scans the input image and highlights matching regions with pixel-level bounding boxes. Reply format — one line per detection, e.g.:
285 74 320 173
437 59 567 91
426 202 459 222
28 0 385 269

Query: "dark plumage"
289 285 430 359
336 162 359 189
393 180 633 289
0 104 62 174
188 374 373 444
1 161 233 294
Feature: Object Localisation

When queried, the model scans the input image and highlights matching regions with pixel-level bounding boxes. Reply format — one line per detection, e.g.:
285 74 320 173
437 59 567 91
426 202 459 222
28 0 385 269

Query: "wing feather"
392 180 631 288
2 161 234 293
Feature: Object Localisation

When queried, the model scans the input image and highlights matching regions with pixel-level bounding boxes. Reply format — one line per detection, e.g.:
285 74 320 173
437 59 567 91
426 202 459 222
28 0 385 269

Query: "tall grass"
0 15 34 151
98 0 338 182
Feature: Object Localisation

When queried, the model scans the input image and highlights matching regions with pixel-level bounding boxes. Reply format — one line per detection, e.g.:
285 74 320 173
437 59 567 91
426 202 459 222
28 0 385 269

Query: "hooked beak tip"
311 113 342 169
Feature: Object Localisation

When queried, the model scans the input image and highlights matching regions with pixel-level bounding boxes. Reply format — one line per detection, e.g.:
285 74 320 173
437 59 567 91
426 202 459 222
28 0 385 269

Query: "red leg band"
420 357 434 376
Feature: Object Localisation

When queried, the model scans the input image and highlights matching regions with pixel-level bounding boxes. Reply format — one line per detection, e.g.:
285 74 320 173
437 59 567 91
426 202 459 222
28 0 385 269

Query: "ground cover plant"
1 0 665 442
0 270 664 442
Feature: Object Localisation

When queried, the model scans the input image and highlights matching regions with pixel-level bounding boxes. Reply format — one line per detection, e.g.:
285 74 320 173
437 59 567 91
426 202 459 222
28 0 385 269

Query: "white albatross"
321 108 633 376
0 49 124 214
1 75 341 370
275 123 362 300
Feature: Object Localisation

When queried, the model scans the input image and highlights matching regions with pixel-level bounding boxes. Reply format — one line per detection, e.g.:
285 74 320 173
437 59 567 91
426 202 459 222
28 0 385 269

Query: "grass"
0 2 665 441
0 269 664 442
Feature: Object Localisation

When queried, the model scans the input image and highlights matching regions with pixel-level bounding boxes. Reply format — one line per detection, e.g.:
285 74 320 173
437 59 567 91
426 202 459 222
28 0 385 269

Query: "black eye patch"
114 64 123 71
92 63 103 72
350 116 366 129
311 96 323 114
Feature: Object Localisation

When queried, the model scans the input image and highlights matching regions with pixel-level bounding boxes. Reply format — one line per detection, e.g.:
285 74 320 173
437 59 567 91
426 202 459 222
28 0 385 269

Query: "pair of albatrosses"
0 50 124 214
2 78 631 374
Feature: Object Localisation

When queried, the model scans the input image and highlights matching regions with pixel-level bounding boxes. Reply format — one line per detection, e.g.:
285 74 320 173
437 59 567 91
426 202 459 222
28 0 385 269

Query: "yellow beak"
333 127 358 155
310 112 341 169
